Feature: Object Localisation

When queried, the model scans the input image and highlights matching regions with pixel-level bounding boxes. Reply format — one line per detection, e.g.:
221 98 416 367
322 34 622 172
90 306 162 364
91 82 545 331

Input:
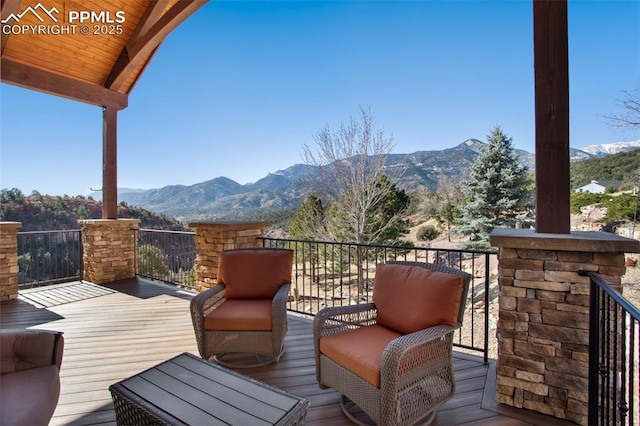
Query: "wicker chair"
313 261 471 425
1 329 64 426
190 248 293 368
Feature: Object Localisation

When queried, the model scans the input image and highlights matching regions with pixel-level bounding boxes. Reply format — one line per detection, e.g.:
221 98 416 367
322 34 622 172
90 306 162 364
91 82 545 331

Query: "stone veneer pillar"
188 221 270 292
490 229 639 425
80 219 140 284
0 222 22 301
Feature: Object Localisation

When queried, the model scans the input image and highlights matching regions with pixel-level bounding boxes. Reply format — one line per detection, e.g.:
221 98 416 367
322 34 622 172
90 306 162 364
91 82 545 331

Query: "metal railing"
587 271 639 426
16 229 83 288
12 228 495 361
136 228 196 289
260 237 497 361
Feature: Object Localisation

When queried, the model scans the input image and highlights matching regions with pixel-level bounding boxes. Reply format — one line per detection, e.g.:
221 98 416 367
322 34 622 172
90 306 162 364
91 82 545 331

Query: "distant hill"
570 148 640 190
5 140 638 226
578 140 640 157
117 139 536 221
114 139 640 222
0 190 189 232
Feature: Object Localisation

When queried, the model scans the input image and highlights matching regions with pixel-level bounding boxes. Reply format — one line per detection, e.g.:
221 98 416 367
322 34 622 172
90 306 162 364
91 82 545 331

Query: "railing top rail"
138 228 196 235
17 229 82 235
258 236 498 255
583 270 640 321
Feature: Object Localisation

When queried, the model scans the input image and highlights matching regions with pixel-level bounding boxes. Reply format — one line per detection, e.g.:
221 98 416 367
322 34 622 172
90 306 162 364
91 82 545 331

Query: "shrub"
417 225 440 241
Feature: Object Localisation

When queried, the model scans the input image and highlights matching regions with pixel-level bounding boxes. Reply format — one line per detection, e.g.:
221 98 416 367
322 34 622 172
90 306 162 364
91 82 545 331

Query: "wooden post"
533 0 570 234
103 106 118 219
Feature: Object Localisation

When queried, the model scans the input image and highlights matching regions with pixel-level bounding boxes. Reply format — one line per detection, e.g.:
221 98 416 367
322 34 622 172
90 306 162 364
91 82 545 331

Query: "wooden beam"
1 0 22 54
1 58 128 109
102 106 118 219
130 0 171 46
104 0 207 91
533 0 570 234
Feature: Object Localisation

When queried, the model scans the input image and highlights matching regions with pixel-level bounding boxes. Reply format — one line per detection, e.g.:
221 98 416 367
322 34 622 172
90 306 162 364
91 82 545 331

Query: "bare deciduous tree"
433 175 464 242
604 85 640 131
302 108 408 299
302 107 405 245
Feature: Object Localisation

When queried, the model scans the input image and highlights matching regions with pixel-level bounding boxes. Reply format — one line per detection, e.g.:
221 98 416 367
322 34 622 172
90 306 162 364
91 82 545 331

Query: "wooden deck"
1 278 573 426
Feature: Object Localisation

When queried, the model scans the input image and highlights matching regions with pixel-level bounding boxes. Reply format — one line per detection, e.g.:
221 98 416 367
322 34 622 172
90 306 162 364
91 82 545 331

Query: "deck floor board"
1 278 573 425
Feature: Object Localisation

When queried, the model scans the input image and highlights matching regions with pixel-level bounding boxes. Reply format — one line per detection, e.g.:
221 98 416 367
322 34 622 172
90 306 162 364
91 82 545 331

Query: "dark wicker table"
109 352 309 425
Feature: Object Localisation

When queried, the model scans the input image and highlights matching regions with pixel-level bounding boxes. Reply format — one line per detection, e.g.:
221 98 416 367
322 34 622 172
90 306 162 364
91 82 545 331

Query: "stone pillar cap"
188 221 270 230
490 228 639 253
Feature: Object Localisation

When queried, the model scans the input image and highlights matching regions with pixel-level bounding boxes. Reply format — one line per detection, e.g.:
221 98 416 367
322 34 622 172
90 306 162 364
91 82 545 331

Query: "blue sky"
1 0 639 196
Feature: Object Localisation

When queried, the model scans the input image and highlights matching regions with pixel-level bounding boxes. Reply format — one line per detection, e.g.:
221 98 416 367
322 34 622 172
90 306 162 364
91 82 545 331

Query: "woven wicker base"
212 345 285 369
339 395 436 426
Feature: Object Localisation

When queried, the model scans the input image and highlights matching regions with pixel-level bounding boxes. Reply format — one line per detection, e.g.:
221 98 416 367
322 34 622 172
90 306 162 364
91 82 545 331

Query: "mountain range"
116 139 640 222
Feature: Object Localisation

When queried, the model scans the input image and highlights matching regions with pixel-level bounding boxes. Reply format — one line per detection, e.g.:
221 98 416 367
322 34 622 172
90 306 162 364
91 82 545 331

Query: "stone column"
188 221 270 292
80 219 140 284
490 229 639 425
0 222 22 301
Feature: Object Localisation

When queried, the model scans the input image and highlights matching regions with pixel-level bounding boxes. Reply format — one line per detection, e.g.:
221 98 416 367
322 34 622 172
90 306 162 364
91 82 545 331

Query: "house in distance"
575 180 622 194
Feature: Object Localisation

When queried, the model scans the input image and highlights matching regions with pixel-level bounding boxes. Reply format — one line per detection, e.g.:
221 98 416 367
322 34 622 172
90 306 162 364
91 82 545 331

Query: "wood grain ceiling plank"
8 28 126 61
37 33 125 57
24 34 120 59
4 39 114 84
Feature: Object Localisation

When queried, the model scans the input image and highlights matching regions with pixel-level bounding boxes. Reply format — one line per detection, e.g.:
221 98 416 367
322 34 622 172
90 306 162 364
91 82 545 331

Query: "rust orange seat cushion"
373 263 463 334
217 248 293 299
319 324 402 388
204 300 273 331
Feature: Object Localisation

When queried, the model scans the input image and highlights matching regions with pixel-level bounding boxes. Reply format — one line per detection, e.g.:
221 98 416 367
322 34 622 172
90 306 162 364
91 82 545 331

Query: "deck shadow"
99 277 196 301
0 298 65 329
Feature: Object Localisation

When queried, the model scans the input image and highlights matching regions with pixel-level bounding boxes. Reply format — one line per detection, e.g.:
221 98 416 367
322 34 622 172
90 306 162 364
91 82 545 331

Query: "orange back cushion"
373 263 463 334
218 249 293 299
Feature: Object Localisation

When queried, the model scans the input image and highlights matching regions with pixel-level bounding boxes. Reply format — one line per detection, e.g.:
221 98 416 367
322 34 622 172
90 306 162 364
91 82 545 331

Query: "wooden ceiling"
1 0 207 109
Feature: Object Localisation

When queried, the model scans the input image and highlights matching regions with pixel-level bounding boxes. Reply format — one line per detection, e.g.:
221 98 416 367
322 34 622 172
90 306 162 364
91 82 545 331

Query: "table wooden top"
110 352 308 425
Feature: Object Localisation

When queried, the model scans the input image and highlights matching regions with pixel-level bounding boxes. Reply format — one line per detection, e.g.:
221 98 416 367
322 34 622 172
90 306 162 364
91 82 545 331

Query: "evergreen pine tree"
458 125 533 249
289 193 326 240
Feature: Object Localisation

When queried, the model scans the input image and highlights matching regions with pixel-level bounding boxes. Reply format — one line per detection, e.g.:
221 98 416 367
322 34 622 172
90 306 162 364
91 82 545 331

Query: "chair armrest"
272 283 291 313
271 283 291 328
380 324 459 407
313 303 378 340
191 284 226 313
271 283 291 350
0 329 64 374
190 285 226 359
